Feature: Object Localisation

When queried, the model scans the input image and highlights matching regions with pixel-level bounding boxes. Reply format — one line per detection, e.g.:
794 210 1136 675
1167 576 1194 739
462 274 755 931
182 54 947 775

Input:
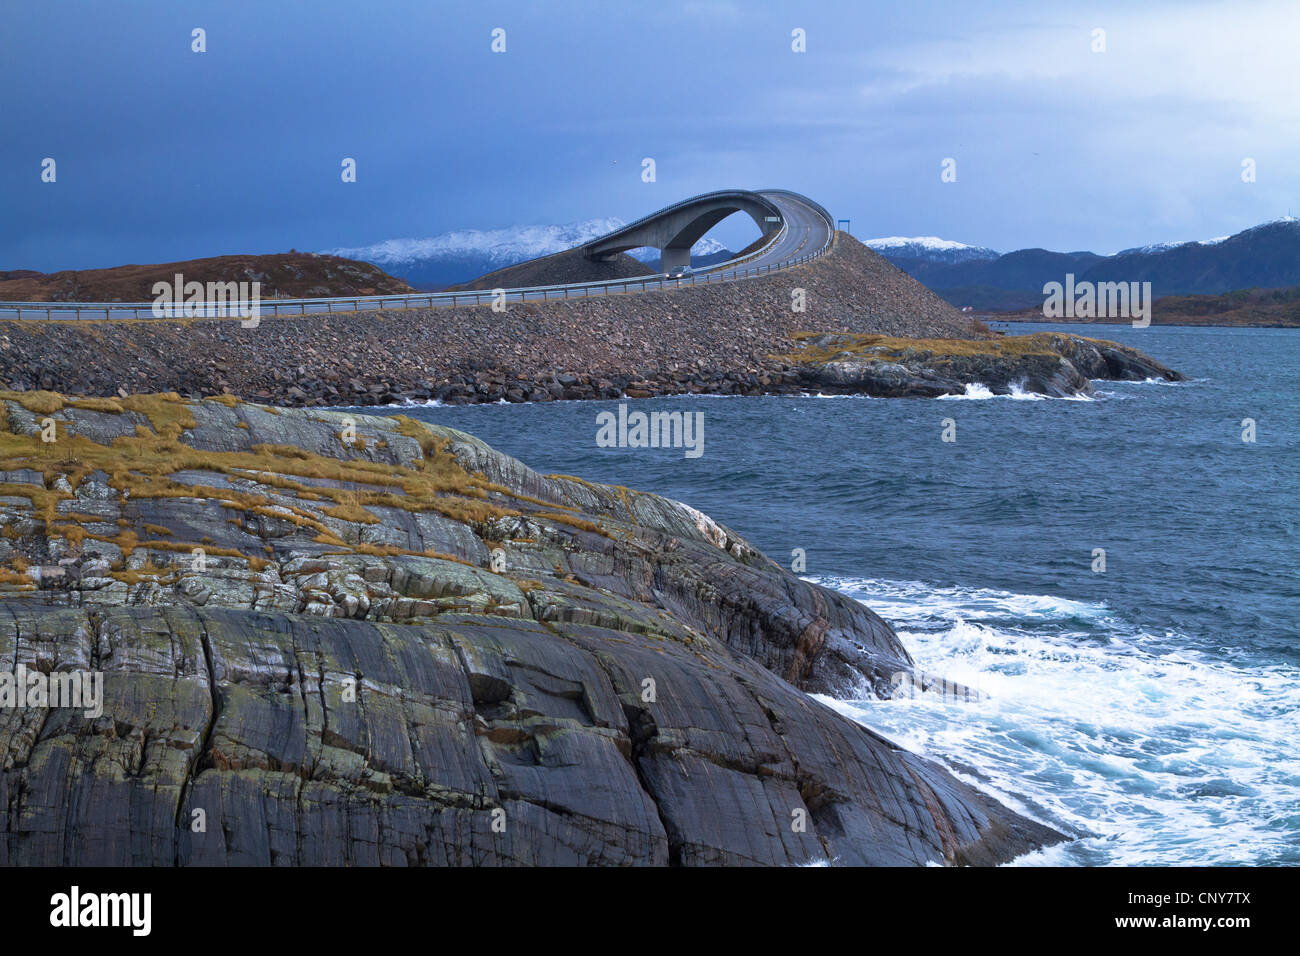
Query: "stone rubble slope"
0 234 982 407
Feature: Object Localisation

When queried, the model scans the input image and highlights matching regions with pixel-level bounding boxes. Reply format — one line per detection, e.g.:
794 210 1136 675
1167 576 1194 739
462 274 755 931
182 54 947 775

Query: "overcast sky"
4 0 1298 270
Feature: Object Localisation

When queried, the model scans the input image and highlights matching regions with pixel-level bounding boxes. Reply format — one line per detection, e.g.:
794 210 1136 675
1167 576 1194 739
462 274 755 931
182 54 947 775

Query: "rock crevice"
0 393 1065 865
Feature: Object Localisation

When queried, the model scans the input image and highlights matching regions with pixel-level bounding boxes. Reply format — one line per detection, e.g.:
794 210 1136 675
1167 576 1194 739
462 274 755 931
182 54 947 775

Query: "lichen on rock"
776 331 1185 398
0 392 1065 865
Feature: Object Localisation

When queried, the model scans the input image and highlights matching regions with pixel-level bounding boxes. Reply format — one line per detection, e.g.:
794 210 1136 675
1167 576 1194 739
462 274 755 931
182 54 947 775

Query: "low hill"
988 285 1300 327
0 253 413 302
1150 286 1300 326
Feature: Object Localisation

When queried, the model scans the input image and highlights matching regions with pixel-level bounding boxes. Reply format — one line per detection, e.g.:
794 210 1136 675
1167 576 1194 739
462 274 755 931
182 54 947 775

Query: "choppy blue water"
369 323 1299 865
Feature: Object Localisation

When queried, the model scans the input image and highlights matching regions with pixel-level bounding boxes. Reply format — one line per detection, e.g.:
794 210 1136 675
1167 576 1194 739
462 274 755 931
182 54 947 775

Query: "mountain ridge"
325 218 731 290
868 216 1300 310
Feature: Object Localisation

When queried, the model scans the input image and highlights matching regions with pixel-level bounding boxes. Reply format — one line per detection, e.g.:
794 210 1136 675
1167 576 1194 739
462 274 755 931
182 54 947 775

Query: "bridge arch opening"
660 208 766 270
583 189 784 272
626 212 763 270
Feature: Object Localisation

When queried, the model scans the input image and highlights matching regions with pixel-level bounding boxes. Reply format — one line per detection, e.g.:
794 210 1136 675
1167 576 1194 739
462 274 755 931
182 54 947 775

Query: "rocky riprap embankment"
0 234 986 407
0 392 1063 865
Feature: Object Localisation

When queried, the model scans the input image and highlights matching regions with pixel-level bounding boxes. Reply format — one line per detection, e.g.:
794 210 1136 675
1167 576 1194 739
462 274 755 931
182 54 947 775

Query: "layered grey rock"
0 395 1064 865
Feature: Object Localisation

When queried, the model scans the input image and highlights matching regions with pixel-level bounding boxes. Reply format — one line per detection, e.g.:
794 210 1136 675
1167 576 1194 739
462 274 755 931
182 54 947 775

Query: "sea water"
371 323 1299 865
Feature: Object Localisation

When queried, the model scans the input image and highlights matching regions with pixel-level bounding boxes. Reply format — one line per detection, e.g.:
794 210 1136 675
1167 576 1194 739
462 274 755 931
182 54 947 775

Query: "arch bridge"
582 188 830 273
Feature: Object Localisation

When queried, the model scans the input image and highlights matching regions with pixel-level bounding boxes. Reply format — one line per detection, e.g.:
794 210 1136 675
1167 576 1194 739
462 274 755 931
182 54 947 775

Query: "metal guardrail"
0 196 835 321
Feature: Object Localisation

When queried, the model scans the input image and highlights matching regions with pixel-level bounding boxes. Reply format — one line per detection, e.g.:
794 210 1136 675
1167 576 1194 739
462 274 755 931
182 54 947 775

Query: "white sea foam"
808 575 1107 623
809 574 1300 866
1096 376 1199 387
937 382 1094 401
938 383 997 400
1006 384 1046 401
800 392 875 400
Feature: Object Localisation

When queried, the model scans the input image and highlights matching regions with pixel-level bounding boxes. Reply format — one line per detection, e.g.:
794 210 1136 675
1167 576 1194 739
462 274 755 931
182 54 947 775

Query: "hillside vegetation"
0 252 413 302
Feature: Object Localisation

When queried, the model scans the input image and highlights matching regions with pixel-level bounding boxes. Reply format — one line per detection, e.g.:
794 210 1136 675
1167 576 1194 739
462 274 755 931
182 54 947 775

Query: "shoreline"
326 373 1195 414
983 316 1300 329
0 391 1066 865
0 324 1183 407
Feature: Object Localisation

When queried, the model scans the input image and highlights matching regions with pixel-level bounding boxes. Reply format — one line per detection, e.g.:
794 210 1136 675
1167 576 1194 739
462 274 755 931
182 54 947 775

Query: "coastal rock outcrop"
0 392 1064 865
782 331 1185 398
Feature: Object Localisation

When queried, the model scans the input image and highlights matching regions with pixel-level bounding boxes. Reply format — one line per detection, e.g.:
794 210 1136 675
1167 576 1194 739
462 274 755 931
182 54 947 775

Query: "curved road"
739 190 833 273
0 189 835 319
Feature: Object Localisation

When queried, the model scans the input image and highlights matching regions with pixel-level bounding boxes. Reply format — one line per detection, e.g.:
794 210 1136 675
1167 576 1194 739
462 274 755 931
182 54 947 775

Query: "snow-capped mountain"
868 217 1300 310
1113 216 1296 256
1116 234 1231 256
324 219 728 289
863 236 1000 264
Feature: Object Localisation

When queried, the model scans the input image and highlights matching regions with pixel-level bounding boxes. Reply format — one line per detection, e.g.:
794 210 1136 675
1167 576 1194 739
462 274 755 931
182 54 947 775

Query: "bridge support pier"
660 246 691 273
